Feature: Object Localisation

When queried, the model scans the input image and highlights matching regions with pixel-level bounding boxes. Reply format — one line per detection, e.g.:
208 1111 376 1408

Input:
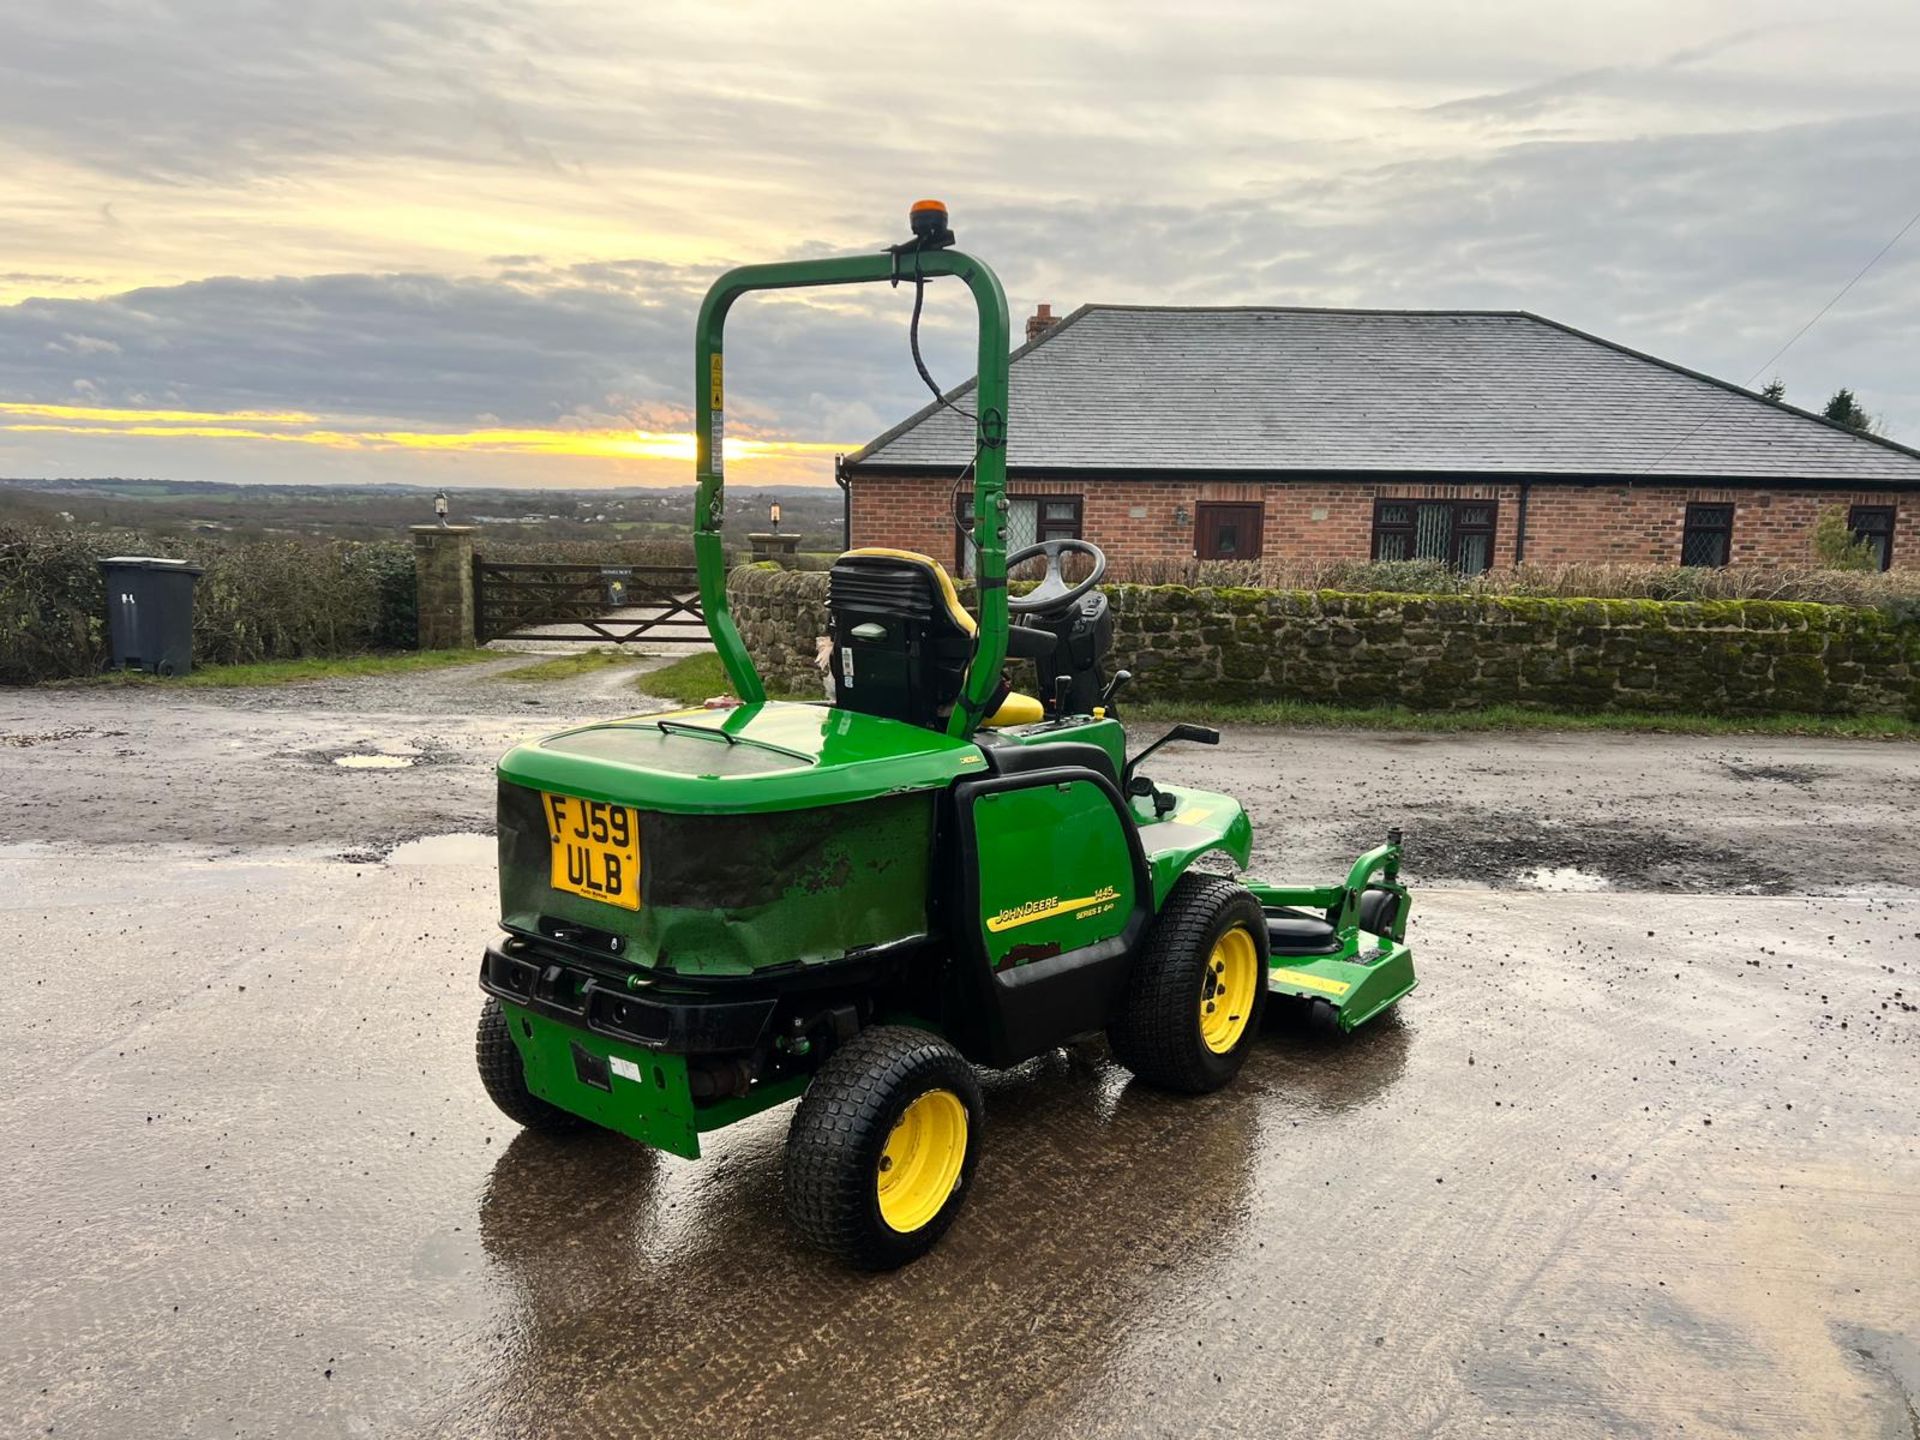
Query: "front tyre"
784 1025 982 1270
1109 874 1269 1093
475 997 586 1134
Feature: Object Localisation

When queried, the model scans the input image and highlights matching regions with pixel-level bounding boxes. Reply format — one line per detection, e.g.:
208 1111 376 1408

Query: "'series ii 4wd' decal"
986 885 1121 933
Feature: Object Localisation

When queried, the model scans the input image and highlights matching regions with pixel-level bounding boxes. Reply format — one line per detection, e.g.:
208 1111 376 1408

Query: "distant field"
0 477 845 551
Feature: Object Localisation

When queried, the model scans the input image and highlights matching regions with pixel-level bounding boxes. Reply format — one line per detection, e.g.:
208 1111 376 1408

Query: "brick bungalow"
839 306 1920 573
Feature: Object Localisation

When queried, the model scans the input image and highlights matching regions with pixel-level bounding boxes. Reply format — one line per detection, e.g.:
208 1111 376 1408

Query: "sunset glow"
0 401 845 469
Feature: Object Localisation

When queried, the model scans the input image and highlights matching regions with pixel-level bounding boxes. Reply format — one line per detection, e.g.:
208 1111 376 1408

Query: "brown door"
1195 502 1264 560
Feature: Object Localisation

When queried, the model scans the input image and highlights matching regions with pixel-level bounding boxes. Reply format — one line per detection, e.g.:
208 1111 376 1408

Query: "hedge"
0 525 417 682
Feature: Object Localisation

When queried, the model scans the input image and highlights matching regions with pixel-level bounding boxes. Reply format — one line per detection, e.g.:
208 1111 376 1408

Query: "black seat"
827 549 978 728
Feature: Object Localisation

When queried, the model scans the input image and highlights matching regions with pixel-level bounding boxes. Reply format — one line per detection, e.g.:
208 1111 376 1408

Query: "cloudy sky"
2 0 1917 489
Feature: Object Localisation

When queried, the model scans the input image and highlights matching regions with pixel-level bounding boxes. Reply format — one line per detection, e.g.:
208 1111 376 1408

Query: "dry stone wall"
727 563 1920 718
730 563 833 696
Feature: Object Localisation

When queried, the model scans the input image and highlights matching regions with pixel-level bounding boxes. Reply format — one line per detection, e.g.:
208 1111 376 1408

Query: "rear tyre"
476 997 586 1134
1109 874 1269 1093
785 1025 982 1270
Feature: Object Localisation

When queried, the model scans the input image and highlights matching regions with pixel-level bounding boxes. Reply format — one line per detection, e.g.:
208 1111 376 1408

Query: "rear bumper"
482 943 814 1159
498 998 707 1158
479 941 776 1056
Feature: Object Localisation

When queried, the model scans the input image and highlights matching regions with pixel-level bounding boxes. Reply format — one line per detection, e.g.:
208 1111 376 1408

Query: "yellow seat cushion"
982 692 1044 728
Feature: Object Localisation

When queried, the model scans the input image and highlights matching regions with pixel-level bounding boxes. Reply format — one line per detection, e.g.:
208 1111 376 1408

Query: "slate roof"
845 306 1920 485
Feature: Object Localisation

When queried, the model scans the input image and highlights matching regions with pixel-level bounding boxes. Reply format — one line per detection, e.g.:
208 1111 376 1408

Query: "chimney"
1026 303 1061 344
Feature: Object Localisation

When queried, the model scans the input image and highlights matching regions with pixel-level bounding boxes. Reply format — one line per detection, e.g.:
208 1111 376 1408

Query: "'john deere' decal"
987 886 1120 933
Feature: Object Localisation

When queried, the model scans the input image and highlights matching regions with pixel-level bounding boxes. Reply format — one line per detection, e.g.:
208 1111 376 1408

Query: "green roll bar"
692 245 1010 738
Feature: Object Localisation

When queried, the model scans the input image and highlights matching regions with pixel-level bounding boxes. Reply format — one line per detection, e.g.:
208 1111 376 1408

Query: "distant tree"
1822 387 1881 434
1812 505 1879 570
1759 378 1786 403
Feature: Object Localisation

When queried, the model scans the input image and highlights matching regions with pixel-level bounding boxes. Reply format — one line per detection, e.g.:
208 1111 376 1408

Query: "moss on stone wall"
727 566 1920 720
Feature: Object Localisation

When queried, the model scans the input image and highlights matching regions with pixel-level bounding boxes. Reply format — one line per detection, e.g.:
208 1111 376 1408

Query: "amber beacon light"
908 199 954 249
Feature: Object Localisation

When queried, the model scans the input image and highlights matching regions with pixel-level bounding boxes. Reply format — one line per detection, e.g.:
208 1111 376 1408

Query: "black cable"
901 249 985 557
909 250 976 424
949 440 983 562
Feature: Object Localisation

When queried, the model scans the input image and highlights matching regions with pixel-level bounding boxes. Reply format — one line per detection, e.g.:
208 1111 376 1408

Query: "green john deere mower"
474 202 1417 1268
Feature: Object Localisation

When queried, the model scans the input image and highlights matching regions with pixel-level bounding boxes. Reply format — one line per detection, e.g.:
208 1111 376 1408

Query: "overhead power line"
1640 197 1920 473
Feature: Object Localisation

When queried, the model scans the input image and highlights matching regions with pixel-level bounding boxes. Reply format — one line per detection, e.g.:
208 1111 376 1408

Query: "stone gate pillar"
410 524 477 649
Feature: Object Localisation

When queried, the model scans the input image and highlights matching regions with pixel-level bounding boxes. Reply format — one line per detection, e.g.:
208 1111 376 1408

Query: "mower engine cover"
494 701 985 977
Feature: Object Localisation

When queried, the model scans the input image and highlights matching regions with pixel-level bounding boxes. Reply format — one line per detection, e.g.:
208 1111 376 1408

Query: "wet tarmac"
2 666 1917 1437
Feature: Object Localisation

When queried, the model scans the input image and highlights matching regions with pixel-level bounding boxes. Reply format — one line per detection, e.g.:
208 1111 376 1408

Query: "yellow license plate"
542 793 641 911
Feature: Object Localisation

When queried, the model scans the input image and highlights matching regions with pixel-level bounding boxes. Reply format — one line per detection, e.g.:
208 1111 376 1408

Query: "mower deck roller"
472 203 1417 1268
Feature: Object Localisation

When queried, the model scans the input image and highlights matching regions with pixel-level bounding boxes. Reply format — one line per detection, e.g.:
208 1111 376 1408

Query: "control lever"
1051 673 1073 716
1100 669 1132 710
1121 723 1219 791
1122 723 1218 820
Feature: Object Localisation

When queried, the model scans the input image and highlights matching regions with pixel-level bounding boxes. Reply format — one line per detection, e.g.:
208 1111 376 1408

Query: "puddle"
315 738 457 770
1517 866 1610 892
1 727 126 748
1346 807 1794 894
1720 760 1827 787
385 832 494 866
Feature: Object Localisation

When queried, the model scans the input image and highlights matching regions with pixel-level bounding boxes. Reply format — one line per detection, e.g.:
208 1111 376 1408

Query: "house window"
1680 503 1733 567
1848 505 1895 571
1036 498 1082 544
1370 500 1496 574
1195 502 1265 560
957 494 1082 576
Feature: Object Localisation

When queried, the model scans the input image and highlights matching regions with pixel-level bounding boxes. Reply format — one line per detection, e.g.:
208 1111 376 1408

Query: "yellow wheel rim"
876 1088 968 1233
1200 924 1259 1054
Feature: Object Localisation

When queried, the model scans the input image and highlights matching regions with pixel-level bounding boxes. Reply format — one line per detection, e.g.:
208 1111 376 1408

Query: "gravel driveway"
2 666 1916 1438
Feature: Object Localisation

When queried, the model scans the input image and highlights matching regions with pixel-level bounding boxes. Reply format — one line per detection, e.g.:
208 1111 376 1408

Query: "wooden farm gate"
473 561 706 645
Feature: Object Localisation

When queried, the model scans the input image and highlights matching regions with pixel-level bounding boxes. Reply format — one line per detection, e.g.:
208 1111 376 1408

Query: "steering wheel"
1005 538 1107 615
